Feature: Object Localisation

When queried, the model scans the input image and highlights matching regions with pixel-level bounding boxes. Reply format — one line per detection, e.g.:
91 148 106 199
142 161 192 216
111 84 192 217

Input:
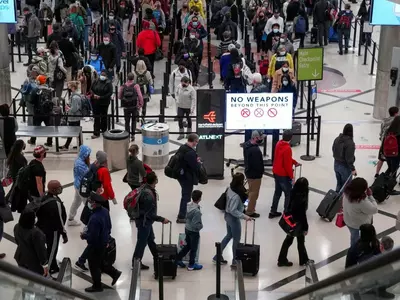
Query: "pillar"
373 26 400 120
0 24 11 108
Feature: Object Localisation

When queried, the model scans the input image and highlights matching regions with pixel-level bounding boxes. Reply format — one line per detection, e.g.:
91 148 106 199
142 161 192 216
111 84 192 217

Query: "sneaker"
390 190 400 196
75 261 89 272
59 146 69 151
130 136 135 142
91 135 100 139
140 263 150 270
230 263 237 269
67 219 81 226
44 143 53 147
212 256 228 265
27 140 35 145
111 270 122 286
177 135 184 140
269 211 282 219
85 286 103 293
188 263 203 271
246 212 260 218
176 218 186 224
344 49 349 54
338 51 343 55
277 261 293 267
377 290 395 299
176 260 186 268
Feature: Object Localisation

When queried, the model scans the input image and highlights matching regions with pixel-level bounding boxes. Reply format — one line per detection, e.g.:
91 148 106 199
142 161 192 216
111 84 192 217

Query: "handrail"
56 258 73 288
278 246 400 300
0 260 96 300
305 260 319 286
235 260 246 300
129 258 141 300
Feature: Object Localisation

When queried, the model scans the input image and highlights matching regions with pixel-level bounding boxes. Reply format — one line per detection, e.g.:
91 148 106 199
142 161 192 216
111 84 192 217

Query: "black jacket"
286 1 302 22
98 42 117 69
345 240 381 268
109 31 125 56
130 55 152 72
8 153 28 181
357 3 371 22
253 18 267 40
57 38 78 67
179 144 200 184
36 194 67 235
91 79 113 106
135 184 165 227
287 194 309 232
313 0 328 24
264 31 281 52
218 20 238 40
1 116 17 156
47 31 62 48
243 141 264 179
332 133 356 171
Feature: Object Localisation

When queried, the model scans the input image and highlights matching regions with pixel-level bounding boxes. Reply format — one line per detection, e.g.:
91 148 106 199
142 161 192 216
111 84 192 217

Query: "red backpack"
383 133 398 158
123 186 145 220
142 163 152 183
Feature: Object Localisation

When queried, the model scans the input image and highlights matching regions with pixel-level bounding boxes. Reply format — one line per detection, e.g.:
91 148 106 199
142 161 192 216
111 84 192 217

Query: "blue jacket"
219 54 231 80
83 205 112 248
243 140 264 179
86 58 103 74
73 145 91 190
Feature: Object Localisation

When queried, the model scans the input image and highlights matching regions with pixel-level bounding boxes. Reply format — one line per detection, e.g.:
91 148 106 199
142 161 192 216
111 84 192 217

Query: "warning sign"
226 93 293 130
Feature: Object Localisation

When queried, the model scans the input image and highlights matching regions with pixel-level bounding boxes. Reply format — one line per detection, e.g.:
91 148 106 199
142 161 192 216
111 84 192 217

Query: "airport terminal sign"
0 0 16 23
225 93 293 130
297 48 324 81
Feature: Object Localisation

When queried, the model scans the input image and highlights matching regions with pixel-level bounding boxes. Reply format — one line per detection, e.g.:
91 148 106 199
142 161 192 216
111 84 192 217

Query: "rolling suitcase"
311 26 318 44
316 174 352 221
154 222 177 279
370 172 399 203
290 121 301 147
235 220 260 276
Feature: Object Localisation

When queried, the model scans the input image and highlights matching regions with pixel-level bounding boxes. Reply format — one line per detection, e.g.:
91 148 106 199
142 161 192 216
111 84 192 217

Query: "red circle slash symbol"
267 108 278 117
254 108 264 117
241 108 251 118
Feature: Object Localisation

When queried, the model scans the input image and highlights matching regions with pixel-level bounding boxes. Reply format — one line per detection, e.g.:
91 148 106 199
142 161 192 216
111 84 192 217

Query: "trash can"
103 129 129 171
142 123 169 170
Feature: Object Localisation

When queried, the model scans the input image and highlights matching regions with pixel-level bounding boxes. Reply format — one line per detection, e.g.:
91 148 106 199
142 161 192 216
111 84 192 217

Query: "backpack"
337 12 352 30
142 163 153 183
135 72 150 96
259 58 269 76
295 16 306 34
164 147 191 179
325 3 333 21
383 133 399 158
123 186 145 219
79 95 92 117
25 196 56 213
16 165 32 190
37 88 54 114
70 14 84 39
121 84 138 108
79 166 104 197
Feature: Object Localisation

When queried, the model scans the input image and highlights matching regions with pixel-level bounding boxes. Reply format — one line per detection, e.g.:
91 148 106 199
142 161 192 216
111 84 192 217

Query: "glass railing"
279 247 400 300
57 258 73 288
0 259 95 300
129 258 141 300
235 260 246 300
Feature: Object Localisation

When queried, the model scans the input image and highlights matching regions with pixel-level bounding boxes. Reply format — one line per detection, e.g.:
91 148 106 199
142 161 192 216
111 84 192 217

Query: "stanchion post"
311 99 315 140
300 81 304 109
158 255 164 300
316 115 321 157
300 80 315 161
363 42 368 65
114 85 119 123
10 34 15 72
358 21 363 57
207 243 229 300
17 32 22 63
352 19 357 52
160 87 165 123
370 42 376 75
111 99 115 129
209 60 214 89
163 72 169 109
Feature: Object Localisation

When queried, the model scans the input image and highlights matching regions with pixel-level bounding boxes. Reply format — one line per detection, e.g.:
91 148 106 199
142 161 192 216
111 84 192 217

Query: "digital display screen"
196 89 225 179
371 0 400 25
0 0 16 24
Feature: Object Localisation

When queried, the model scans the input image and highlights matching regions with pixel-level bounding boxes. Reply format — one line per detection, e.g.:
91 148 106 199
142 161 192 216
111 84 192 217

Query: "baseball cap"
33 145 46 155
96 151 108 164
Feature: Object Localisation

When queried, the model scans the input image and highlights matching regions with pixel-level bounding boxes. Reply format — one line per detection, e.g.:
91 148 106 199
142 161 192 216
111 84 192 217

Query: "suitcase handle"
244 219 255 245
294 165 302 180
338 174 353 195
161 221 172 245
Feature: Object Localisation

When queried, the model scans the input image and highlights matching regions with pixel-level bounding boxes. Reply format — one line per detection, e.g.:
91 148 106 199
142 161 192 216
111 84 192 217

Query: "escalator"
279 247 400 300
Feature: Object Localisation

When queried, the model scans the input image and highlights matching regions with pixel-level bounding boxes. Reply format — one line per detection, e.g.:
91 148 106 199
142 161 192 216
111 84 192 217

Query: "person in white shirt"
264 9 285 34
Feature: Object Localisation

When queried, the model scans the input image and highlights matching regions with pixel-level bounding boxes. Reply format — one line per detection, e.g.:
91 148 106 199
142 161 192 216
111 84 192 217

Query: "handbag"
1 177 12 187
0 204 13 223
54 57 66 82
214 189 228 211
122 173 128 183
198 164 208 185
279 213 301 236
155 48 164 61
335 210 346 228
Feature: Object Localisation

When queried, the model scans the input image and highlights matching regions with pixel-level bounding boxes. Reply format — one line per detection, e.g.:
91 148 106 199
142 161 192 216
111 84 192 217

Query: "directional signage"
297 47 324 81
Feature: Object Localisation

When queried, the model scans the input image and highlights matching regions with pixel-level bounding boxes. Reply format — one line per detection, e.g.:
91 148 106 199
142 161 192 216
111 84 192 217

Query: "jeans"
124 107 138 137
132 223 158 264
178 178 194 219
177 229 200 266
348 226 360 247
295 32 305 48
64 121 81 148
278 234 308 265
271 175 292 213
317 21 329 46
69 188 86 220
218 213 241 264
177 107 192 129
26 37 38 63
93 104 109 136
334 161 352 193
338 28 350 52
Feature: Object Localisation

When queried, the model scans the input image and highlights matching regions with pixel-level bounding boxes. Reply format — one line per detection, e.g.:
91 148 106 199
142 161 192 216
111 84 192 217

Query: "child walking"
176 190 203 271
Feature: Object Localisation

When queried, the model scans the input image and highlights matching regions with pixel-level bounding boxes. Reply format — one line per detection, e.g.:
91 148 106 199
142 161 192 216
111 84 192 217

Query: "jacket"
268 53 294 78
131 55 152 72
152 9 166 28
22 13 41 38
116 1 134 21
8 153 27 181
69 13 85 38
126 155 146 186
185 202 203 232
110 30 126 56
345 241 381 268
225 187 246 219
272 68 296 92
47 54 67 82
219 53 231 79
251 83 268 93
343 195 378 230
179 144 200 184
357 3 371 22
216 39 239 58
118 80 144 108
176 84 196 110
86 58 103 74
272 40 295 56
264 16 284 34
91 78 113 106
264 31 281 52
182 37 203 58
136 184 165 226
14 224 48 274
98 42 117 69
57 38 78 68
47 31 62 48
73 145 91 190
96 164 115 200
217 20 238 40
273 140 298 178
332 133 356 171
169 68 193 95
253 18 267 40
380 116 394 141
188 0 205 18
36 194 67 235
286 1 301 22
243 141 264 179
83 205 112 248
137 29 161 55
62 19 79 42
67 92 83 122
0 116 17 156
313 0 329 23
287 194 308 232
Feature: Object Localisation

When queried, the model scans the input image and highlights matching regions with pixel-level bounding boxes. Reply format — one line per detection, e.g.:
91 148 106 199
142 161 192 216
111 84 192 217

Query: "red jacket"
97 167 115 200
136 29 161 55
272 140 298 179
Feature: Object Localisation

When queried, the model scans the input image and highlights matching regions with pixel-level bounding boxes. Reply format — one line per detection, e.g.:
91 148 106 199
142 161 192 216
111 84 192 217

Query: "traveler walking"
126 144 146 190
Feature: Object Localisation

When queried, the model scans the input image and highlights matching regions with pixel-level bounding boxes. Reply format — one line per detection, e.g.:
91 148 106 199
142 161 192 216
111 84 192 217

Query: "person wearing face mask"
46 23 62 48
34 180 68 275
293 9 309 48
268 45 294 79
104 10 122 33
357 0 372 46
263 23 282 55
217 12 238 41
90 70 113 138
188 0 205 19
142 8 158 30
57 31 79 81
216 31 240 59
136 21 161 72
272 61 296 92
116 0 134 42
334 3 353 55
169 61 193 100
265 9 284 35
278 74 298 116
177 3 190 39
47 41 67 98
86 49 102 75
108 25 126 74
185 23 207 67
176 76 196 140
219 44 235 82
272 34 294 56
21 7 41 67
98 34 117 79
153 1 166 32
38 2 53 43
253 11 268 53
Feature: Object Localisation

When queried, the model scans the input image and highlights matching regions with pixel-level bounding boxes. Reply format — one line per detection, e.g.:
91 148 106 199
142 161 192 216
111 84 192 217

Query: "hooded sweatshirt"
74 145 91 189
243 140 264 179
273 140 298 178
332 133 356 171
126 155 146 187
380 116 395 141
185 202 203 232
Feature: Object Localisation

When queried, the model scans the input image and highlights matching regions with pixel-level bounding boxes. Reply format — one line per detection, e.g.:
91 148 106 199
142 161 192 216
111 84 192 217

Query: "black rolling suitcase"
370 172 399 203
235 220 260 276
154 222 177 279
311 27 318 44
290 121 301 147
316 174 352 221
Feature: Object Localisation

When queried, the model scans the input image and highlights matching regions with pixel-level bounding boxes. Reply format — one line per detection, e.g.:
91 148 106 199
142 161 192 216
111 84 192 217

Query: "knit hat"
96 151 108 164
36 75 47 85
33 145 46 156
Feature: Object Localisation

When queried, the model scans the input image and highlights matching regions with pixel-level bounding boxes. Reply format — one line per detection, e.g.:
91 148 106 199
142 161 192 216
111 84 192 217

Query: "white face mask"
87 202 94 210
273 29 279 33
100 75 107 81
103 40 110 45
190 34 195 39
345 10 350 13
279 51 286 56
91 55 97 60
109 16 114 20
283 80 289 86
280 38 285 43
282 67 289 72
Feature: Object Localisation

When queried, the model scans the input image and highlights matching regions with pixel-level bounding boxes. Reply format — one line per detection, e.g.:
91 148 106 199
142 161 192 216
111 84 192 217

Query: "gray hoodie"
225 187 246 219
185 202 203 232
332 133 356 171
380 116 395 141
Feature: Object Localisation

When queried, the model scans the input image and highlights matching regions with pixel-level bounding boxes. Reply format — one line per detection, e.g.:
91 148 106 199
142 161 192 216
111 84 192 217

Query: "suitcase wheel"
327 217 334 222
172 275 176 279
252 271 258 276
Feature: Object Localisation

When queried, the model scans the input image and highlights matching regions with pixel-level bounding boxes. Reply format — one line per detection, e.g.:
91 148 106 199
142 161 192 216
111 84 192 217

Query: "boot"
177 128 184 140
186 128 192 138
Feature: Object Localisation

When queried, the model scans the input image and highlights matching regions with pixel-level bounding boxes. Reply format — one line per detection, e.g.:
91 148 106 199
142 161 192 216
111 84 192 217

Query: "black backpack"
37 88 54 115
121 84 138 108
17 165 32 191
164 146 191 179
79 165 104 197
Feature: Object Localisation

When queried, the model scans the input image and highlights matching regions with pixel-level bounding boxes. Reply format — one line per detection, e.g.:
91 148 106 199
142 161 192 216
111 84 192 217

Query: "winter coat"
225 187 246 219
380 116 395 141
109 30 126 57
272 68 296 92
189 0 205 18
47 54 67 82
169 68 193 95
136 29 161 55
135 184 165 227
91 78 113 106
343 194 377 230
22 13 41 38
73 145 91 190
67 92 83 122
313 0 329 24
268 53 294 78
176 84 196 110
332 133 356 171
57 38 78 68
243 141 264 179
36 194 67 235
98 42 117 69
273 140 298 178
126 155 146 187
